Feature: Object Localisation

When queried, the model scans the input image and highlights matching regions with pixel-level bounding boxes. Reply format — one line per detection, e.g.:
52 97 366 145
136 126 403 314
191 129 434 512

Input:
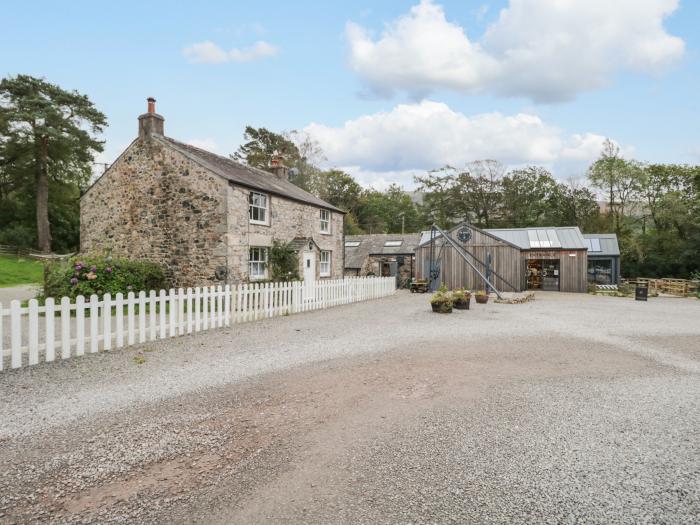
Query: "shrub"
43 255 167 299
268 239 300 281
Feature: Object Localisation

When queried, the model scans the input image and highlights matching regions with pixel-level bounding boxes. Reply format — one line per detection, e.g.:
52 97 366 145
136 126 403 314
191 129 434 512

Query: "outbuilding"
583 233 621 285
344 233 421 286
416 223 589 293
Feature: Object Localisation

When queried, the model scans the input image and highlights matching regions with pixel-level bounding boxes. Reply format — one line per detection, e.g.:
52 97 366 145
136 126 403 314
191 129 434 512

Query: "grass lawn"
0 255 44 287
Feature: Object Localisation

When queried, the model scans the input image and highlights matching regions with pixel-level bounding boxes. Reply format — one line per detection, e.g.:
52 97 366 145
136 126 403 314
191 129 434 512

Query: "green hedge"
44 256 167 299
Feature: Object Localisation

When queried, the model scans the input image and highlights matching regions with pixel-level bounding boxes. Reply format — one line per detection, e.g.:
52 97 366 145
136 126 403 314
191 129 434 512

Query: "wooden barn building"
415 223 590 293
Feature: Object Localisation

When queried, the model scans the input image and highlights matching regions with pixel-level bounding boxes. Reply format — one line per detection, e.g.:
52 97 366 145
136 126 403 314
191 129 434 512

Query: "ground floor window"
588 259 613 284
320 250 331 277
249 247 268 280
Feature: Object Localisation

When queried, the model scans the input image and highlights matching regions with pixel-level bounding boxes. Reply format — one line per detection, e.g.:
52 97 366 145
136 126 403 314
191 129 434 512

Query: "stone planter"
431 302 453 313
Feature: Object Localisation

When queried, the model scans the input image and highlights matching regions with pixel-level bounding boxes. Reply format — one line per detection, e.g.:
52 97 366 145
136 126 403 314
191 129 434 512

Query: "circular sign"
457 227 472 243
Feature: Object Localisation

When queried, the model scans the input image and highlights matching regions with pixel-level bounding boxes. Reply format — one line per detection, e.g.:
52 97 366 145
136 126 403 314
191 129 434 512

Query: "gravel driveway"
1 291 698 524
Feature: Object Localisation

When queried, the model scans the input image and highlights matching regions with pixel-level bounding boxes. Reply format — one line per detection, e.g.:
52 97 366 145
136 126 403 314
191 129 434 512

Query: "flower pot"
431 302 453 313
475 294 489 304
453 298 470 310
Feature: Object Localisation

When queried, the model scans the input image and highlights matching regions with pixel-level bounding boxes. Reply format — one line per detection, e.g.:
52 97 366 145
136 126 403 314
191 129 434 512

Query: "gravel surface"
0 285 38 304
0 291 698 524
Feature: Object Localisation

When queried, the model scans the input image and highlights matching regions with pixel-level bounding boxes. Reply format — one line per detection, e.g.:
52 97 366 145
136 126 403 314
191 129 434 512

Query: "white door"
303 251 316 300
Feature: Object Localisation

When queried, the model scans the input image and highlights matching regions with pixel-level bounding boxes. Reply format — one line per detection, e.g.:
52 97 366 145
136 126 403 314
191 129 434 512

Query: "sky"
2 0 699 189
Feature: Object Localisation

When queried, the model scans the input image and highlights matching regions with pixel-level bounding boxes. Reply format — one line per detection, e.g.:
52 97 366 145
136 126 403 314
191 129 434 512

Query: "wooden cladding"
416 229 588 293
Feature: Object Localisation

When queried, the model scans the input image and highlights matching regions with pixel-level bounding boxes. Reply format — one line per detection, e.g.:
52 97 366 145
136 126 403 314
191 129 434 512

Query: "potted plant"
475 290 489 304
451 288 471 310
430 284 453 313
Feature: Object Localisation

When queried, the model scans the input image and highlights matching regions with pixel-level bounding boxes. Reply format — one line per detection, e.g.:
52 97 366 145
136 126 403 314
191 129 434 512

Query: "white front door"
303 251 316 300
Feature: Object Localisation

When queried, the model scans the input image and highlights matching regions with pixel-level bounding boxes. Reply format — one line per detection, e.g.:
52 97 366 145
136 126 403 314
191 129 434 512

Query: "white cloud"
347 0 684 102
304 100 628 187
183 40 278 64
187 138 219 152
229 41 278 63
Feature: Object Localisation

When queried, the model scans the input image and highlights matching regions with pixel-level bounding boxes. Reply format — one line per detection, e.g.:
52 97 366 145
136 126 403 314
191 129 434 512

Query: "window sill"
249 220 270 227
319 231 332 235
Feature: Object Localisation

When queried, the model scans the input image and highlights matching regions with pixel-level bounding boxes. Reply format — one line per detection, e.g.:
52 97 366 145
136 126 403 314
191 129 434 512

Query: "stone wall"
226 184 344 281
359 255 415 286
80 138 229 287
81 136 345 287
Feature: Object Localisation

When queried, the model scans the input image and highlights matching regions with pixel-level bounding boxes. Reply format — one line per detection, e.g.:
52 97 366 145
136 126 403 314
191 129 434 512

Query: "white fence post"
186 288 193 333
149 290 157 341
28 299 39 365
139 291 147 343
45 298 55 363
10 300 21 368
103 293 112 351
127 291 136 345
76 295 85 356
224 285 231 326
90 294 99 354
61 296 71 359
116 293 124 348
168 289 177 338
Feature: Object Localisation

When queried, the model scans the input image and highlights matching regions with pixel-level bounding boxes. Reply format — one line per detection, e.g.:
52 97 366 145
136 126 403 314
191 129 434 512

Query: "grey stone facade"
80 103 344 287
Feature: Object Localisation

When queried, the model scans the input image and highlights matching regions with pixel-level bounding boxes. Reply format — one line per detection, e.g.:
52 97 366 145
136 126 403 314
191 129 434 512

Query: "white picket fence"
0 277 395 371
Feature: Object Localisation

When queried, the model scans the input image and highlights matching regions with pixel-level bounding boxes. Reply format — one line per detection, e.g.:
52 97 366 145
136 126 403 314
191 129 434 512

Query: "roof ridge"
156 136 343 213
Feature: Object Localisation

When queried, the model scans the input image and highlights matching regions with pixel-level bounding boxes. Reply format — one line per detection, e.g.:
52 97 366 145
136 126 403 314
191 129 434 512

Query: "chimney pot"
147 97 156 113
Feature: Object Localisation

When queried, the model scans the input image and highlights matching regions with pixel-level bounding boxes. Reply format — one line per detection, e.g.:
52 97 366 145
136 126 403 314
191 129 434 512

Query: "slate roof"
344 233 422 269
582 233 620 257
158 136 343 213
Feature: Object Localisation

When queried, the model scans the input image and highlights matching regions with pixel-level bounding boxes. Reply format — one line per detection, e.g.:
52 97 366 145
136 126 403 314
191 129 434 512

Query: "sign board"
457 227 472 243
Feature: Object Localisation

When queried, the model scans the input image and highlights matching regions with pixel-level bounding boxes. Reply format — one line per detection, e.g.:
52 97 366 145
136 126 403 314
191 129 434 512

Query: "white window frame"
249 191 269 225
320 209 331 234
320 250 331 277
249 246 268 280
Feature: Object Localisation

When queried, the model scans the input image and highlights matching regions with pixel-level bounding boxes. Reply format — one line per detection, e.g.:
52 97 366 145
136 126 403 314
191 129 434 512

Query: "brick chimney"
138 97 164 138
270 155 289 181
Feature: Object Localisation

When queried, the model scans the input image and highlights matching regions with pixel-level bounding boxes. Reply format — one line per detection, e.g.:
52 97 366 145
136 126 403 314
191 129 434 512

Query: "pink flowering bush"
43 256 166 299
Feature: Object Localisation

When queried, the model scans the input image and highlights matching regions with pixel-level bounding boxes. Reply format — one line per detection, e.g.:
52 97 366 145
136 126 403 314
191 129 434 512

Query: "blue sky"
2 0 698 188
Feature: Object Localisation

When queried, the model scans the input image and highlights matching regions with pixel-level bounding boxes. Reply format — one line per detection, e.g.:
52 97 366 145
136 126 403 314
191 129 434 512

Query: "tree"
232 126 300 169
232 126 326 193
548 179 602 232
415 160 505 228
0 75 106 252
500 166 559 227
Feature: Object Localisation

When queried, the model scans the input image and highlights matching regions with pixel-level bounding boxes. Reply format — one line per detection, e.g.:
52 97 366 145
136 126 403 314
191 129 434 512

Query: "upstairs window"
249 247 268 280
320 250 331 277
249 192 268 224
320 209 331 233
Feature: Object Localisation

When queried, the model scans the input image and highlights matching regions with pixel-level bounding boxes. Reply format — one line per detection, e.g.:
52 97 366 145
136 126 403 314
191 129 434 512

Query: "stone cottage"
344 233 421 286
80 98 345 286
